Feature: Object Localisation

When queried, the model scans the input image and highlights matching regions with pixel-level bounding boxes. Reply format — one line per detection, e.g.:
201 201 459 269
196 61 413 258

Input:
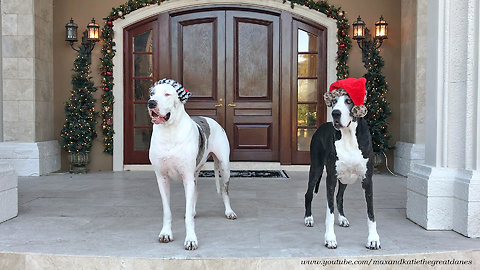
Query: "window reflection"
134 104 153 127
297 129 315 151
134 30 153 52
298 29 317 52
297 104 317 127
134 79 153 101
298 79 317 102
134 128 152 151
134 54 153 77
298 54 317 77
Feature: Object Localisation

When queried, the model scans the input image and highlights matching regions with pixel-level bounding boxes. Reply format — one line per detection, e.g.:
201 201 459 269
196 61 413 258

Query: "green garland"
99 0 351 154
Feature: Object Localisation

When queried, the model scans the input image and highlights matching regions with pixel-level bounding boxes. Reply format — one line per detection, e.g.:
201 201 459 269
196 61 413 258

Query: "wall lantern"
65 18 100 61
352 15 388 67
375 15 388 39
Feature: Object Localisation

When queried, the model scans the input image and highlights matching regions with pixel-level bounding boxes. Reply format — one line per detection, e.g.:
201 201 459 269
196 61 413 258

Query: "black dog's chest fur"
311 118 373 184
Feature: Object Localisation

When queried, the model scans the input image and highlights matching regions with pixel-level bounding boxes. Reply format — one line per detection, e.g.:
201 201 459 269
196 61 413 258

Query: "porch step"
1 250 479 269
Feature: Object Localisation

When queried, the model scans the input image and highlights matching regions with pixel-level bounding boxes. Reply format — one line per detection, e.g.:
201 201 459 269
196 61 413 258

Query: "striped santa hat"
150 78 192 104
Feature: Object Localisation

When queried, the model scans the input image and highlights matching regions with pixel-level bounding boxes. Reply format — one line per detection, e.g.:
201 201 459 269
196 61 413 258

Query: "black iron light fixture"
65 18 100 61
352 15 388 67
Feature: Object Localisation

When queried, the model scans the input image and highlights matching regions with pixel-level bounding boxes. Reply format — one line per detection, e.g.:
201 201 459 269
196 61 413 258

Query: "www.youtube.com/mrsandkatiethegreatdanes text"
300 258 473 267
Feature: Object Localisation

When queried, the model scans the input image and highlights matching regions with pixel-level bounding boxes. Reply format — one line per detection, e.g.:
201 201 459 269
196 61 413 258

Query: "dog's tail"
214 159 221 194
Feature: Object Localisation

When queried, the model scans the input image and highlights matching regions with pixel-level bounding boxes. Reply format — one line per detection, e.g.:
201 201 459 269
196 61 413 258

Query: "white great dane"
147 79 237 250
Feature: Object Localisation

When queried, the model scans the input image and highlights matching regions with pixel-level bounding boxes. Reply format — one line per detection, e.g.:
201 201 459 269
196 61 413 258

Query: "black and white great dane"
304 78 380 249
148 79 237 251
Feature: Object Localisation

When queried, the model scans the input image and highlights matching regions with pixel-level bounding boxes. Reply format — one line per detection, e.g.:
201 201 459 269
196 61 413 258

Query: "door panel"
291 20 327 164
124 19 158 164
235 124 271 149
171 11 226 123
236 19 270 100
226 11 280 160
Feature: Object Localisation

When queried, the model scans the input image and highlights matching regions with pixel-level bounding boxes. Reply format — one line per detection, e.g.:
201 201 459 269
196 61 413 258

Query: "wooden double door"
124 6 326 165
171 10 280 162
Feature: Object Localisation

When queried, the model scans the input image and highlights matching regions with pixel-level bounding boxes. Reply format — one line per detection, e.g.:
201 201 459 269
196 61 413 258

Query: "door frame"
111 0 337 171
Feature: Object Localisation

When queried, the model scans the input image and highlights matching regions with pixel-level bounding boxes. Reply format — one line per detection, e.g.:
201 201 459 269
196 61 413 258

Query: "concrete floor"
1 170 480 269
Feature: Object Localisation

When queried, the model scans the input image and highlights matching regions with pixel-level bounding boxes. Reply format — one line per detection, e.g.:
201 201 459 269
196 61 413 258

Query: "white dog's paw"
159 231 174 243
366 233 381 250
184 236 198 250
304 216 314 227
185 211 196 218
338 215 350 227
225 210 237 220
324 232 337 249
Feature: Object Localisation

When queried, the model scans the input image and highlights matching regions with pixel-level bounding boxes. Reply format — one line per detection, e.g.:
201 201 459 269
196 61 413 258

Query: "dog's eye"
165 93 171 97
346 99 353 104
332 99 337 105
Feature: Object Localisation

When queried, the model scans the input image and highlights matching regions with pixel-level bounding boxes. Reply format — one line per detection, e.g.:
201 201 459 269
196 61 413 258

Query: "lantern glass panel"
354 25 365 38
352 17 365 39
87 19 100 41
375 17 388 39
65 19 78 42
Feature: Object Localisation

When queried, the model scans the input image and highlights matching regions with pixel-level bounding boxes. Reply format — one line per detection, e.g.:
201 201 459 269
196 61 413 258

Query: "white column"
407 0 480 237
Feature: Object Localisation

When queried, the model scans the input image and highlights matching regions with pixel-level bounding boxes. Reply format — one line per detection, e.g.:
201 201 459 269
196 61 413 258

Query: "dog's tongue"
151 117 164 125
150 112 171 125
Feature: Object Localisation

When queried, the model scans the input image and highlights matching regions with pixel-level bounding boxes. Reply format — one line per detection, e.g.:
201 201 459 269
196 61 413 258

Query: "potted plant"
60 52 98 174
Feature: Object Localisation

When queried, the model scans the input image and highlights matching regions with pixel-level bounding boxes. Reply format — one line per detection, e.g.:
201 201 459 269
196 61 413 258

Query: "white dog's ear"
178 88 191 103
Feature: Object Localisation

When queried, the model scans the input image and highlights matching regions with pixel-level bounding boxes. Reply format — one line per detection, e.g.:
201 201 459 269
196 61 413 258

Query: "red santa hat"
324 77 368 118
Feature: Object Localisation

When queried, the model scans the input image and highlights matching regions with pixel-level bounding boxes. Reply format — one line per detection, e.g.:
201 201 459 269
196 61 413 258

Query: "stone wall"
2 0 54 142
1 0 60 176
395 0 427 176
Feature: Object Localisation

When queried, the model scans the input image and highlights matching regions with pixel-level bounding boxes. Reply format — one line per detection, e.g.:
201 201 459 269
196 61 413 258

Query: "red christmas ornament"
106 71 112 76
339 43 346 48
107 21 113 26
341 32 346 37
104 87 109 91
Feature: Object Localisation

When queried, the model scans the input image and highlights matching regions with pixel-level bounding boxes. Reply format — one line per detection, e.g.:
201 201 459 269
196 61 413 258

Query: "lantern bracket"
68 30 97 61
355 28 385 68
65 18 99 63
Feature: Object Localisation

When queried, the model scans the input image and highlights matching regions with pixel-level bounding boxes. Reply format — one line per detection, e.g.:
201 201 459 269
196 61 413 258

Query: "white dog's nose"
148 100 157 109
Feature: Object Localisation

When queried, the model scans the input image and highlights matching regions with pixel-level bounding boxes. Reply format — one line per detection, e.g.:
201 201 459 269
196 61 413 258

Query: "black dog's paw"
304 216 314 227
338 215 350 227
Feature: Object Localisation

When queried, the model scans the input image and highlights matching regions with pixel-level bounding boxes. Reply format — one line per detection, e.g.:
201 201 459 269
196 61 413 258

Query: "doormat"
199 170 289 178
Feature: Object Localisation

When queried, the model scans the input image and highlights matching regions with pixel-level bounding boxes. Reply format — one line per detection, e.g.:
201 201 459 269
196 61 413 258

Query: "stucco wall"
329 0 402 170
53 0 402 171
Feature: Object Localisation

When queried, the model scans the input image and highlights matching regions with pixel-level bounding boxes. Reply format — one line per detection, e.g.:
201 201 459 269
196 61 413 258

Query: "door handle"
228 104 237 107
214 104 223 108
